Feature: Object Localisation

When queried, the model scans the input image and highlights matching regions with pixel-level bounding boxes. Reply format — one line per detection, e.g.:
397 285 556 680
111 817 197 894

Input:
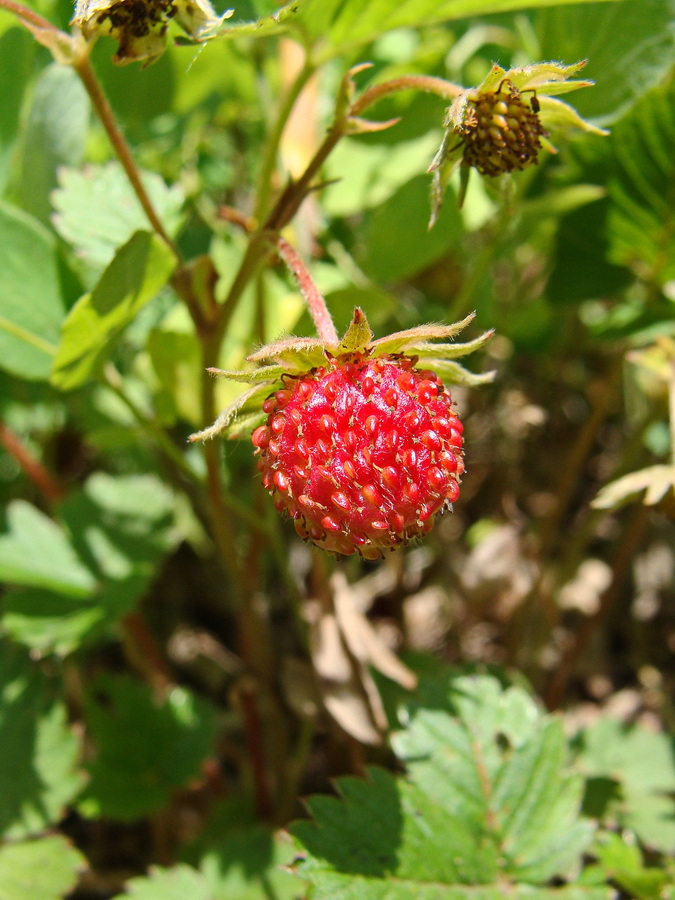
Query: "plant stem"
71 51 181 261
350 74 462 116
254 55 316 223
0 0 56 31
0 422 64 505
276 237 338 343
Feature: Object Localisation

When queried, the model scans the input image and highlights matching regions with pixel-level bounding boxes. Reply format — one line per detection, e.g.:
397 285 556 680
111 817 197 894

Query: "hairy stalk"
350 74 462 116
276 236 338 343
0 0 56 30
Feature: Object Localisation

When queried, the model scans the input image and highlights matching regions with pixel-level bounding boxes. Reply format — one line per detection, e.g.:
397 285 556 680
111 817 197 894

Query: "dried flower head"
72 0 230 65
429 60 609 216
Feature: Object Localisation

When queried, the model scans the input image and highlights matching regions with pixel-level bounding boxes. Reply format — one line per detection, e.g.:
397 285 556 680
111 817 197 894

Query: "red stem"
0 422 64 505
276 237 338 344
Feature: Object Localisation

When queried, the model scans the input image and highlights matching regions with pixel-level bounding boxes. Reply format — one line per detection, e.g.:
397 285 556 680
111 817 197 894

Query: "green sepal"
189 382 277 442
409 329 495 360
372 313 476 355
207 364 285 384
422 359 496 387
339 308 374 353
247 337 331 370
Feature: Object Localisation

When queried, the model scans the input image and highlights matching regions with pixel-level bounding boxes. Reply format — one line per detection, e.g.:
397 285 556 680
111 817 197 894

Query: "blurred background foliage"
0 0 674 897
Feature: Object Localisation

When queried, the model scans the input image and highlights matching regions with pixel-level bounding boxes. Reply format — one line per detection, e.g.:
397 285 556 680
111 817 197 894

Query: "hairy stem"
276 237 338 343
350 74 463 116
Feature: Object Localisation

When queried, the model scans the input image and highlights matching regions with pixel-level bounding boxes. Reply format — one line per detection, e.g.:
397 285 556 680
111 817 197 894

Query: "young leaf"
51 231 176 390
292 674 598 899
52 163 185 286
0 202 65 381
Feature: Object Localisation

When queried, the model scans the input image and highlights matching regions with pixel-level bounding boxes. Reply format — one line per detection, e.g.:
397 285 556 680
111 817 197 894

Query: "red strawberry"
191 309 493 558
252 354 464 558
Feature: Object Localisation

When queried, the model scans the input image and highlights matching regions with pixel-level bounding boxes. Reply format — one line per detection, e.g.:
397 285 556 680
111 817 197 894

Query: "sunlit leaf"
51 231 177 390
292 674 598 898
0 834 85 900
0 202 65 381
0 645 83 839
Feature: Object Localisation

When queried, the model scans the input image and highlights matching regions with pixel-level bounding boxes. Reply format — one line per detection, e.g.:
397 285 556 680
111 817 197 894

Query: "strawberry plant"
0 1 674 899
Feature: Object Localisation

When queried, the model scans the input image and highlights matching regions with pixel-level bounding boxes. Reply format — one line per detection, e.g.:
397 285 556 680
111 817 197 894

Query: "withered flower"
72 0 229 65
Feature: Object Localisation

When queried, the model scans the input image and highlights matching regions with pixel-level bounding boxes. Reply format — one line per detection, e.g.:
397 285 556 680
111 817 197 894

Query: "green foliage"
0 0 673 897
80 675 218 820
0 202 65 380
574 717 675 853
0 835 85 900
0 646 82 840
51 231 177 390
292 675 599 899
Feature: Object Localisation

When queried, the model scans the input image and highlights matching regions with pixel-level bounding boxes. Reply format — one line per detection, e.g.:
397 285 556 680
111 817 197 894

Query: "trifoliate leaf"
291 674 597 899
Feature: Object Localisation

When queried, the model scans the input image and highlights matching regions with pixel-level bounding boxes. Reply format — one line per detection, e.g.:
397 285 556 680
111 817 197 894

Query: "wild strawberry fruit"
191 309 493 558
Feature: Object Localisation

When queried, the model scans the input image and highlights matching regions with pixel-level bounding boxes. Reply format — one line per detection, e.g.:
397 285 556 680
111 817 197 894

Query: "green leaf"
292 674 597 898
51 231 177 391
0 644 83 839
0 501 96 598
189 803 301 900
536 0 675 124
323 134 441 218
0 834 85 900
80 675 218 820
0 202 65 381
52 163 185 287
605 77 675 285
18 63 89 224
1 474 177 656
593 833 671 900
111 864 213 900
360 175 463 282
575 717 675 852
220 0 635 58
